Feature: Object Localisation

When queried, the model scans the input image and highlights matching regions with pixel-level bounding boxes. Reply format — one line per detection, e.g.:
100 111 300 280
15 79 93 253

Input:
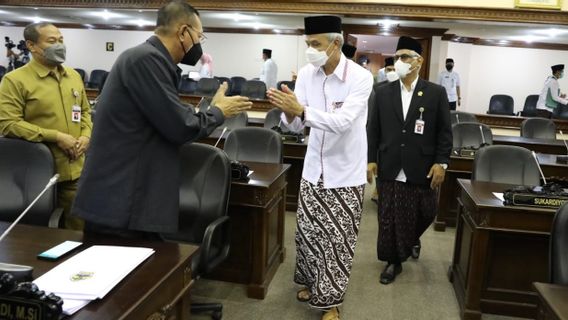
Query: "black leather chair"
553 104 568 120
264 108 282 129
98 71 109 94
74 68 87 84
520 95 539 117
224 127 283 164
520 118 557 140
179 77 198 94
487 94 515 115
472 145 541 185
163 143 231 320
550 203 568 285
0 138 62 228
452 123 493 148
229 76 246 96
276 80 295 92
450 111 478 125
241 80 267 100
195 78 220 97
87 69 108 89
223 112 248 130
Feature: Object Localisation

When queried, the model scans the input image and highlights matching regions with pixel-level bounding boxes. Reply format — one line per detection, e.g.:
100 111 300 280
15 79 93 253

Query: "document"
493 192 505 202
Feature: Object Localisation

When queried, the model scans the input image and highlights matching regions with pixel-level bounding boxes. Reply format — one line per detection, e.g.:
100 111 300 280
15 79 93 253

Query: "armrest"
200 216 230 274
48 207 64 229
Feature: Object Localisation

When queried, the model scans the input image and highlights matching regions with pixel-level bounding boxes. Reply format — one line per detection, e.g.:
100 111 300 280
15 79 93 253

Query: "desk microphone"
531 151 547 185
479 125 486 145
0 174 60 281
214 127 228 148
455 113 460 124
560 130 568 155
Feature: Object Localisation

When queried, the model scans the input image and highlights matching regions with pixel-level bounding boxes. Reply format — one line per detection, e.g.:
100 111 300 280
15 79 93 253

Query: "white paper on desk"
61 298 90 315
34 245 154 300
247 170 254 177
493 192 505 202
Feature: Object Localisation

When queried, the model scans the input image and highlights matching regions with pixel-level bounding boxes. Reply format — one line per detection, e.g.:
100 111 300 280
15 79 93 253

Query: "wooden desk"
206 162 290 299
493 135 567 154
449 179 555 319
475 114 568 131
534 282 568 320
435 153 568 231
0 223 198 320
199 128 306 212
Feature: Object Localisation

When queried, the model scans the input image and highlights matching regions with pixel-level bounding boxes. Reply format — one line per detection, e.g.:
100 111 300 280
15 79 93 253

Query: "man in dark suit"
367 36 452 284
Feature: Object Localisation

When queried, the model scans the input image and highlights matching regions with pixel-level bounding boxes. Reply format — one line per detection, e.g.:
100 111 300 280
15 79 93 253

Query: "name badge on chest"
414 107 425 135
72 105 81 123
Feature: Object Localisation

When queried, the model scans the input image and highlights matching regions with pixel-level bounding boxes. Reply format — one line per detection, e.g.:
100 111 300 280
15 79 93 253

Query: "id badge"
414 119 425 135
71 105 81 123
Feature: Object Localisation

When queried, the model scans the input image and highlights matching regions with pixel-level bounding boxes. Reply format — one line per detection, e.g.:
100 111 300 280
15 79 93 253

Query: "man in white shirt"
267 15 373 320
437 58 461 110
367 36 452 285
260 48 278 90
376 57 392 83
536 64 567 118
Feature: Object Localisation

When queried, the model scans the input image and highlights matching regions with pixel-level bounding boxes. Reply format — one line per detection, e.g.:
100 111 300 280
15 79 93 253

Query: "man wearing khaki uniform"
0 23 92 230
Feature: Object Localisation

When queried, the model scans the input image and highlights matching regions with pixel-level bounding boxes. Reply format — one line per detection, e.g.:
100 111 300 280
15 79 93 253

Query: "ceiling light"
273 29 281 34
91 9 124 20
511 35 544 43
533 28 568 38
129 19 154 27
27 16 50 23
378 19 397 29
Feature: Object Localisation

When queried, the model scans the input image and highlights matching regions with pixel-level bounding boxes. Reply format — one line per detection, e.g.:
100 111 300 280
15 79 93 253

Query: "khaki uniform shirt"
0 59 92 181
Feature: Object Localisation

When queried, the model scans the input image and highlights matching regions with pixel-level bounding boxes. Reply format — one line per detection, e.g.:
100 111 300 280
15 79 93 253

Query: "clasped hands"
56 132 89 161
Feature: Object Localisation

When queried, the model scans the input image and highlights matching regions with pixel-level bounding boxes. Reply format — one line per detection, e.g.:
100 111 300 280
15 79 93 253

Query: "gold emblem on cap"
419 107 425 112
417 91 423 96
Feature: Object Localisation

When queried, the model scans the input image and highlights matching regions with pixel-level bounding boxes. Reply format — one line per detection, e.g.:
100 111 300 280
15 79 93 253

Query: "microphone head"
49 174 60 184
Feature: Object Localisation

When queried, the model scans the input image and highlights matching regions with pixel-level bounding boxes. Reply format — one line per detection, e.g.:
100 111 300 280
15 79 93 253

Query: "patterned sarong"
294 178 365 309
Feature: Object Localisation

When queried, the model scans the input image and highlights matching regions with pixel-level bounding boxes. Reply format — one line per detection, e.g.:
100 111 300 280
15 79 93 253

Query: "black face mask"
446 64 454 71
180 27 202 66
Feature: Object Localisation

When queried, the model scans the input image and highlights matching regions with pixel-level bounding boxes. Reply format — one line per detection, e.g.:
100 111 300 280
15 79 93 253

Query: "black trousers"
449 101 457 111
536 109 552 119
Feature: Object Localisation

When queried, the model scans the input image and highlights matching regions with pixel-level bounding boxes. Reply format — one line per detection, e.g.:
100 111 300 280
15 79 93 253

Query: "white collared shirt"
281 54 374 188
537 75 568 112
260 58 278 90
437 70 460 102
395 77 419 183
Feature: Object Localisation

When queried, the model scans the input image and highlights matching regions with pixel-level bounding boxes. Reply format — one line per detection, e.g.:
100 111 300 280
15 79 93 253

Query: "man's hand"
211 82 252 118
561 93 567 99
76 136 90 157
458 98 461 107
266 85 304 119
56 132 78 160
427 164 446 190
367 163 377 184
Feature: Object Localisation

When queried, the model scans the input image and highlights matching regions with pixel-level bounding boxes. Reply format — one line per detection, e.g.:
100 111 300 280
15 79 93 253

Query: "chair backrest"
214 76 232 94
521 95 539 117
550 203 568 285
520 118 557 140
229 76 247 95
74 68 87 83
0 138 57 226
223 112 248 130
472 145 541 185
195 78 220 97
241 80 267 100
88 69 108 89
224 127 283 164
488 94 514 115
277 80 295 92
179 77 198 94
264 108 283 129
167 143 231 245
450 111 478 125
452 123 493 148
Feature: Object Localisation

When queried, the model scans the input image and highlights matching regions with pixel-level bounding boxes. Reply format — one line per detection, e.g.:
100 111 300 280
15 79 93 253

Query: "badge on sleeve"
72 105 81 123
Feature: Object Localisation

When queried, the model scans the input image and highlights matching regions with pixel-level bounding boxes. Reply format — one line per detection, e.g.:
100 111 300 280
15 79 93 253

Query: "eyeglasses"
394 53 418 61
187 24 207 43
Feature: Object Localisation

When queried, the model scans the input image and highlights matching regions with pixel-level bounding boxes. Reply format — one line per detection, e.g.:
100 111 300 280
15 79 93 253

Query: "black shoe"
379 263 402 285
411 244 421 259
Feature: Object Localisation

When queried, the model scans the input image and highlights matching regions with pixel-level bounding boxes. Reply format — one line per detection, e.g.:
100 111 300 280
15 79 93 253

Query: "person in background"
437 58 461 110
536 64 567 118
341 43 356 61
0 22 92 230
376 56 395 83
267 15 373 320
260 48 278 89
72 0 251 239
198 52 213 78
367 36 452 285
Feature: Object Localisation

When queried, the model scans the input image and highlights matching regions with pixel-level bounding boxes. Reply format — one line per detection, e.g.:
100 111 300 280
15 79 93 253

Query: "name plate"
0 297 43 320
458 149 476 158
508 194 568 208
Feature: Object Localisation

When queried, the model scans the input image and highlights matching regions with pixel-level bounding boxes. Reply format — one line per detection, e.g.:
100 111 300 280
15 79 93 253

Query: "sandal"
296 288 310 302
321 307 340 320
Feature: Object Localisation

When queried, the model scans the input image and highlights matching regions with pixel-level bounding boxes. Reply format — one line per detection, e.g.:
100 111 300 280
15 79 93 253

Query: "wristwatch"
437 163 448 170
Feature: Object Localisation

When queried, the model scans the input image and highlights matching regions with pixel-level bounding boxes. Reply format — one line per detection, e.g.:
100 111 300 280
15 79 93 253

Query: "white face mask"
394 59 413 79
305 43 334 68
386 71 399 82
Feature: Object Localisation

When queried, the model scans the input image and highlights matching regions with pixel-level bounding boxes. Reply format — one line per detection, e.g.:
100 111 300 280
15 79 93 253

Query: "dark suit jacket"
73 36 224 233
367 78 452 186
